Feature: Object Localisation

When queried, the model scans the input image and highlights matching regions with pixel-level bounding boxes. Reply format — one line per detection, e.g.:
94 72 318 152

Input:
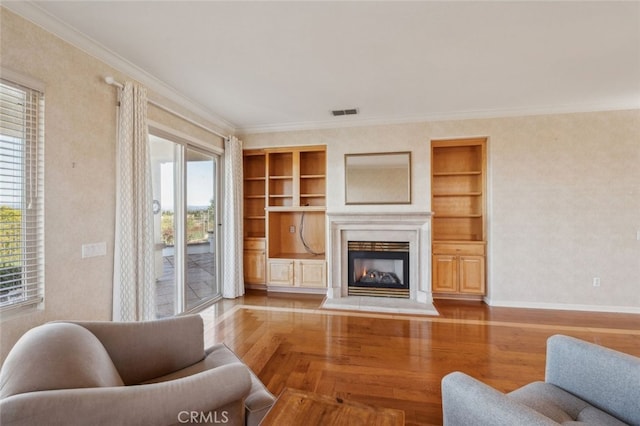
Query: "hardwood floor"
198 291 640 426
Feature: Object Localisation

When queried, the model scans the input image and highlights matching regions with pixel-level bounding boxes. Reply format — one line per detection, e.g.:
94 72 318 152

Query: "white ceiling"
8 1 640 133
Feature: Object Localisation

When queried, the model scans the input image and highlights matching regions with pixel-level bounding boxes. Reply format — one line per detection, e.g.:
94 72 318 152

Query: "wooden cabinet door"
267 260 294 286
459 255 485 294
296 260 326 288
244 250 266 285
432 255 457 293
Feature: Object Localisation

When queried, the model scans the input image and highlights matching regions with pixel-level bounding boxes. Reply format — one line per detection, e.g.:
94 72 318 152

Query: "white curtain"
112 82 155 321
222 136 244 298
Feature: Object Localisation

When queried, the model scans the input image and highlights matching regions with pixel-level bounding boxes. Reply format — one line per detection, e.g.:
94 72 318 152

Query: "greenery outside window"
0 75 45 313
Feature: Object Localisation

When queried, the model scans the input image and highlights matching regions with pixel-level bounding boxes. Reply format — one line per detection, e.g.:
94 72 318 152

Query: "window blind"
0 78 44 312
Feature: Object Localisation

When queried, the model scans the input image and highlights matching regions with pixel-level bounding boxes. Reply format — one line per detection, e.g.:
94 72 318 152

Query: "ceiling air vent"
331 108 358 117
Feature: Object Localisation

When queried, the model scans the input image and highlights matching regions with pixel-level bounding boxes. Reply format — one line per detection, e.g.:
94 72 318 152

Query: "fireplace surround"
327 212 433 306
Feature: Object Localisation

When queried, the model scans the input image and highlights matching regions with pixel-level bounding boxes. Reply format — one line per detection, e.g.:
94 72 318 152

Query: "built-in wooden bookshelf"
243 150 267 285
243 150 267 239
267 151 293 208
431 138 487 298
243 146 326 290
299 150 326 207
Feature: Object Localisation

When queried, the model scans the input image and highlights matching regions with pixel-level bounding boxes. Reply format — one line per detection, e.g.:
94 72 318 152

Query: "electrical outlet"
289 225 296 234
592 277 600 287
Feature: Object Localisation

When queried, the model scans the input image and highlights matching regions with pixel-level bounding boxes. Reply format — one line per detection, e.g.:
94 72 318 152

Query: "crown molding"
3 1 236 136
238 102 640 135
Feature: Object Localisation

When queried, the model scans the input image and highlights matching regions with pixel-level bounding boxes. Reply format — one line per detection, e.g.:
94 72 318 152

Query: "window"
0 76 45 313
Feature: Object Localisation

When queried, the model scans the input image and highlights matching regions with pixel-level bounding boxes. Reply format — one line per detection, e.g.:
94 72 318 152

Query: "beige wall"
242 110 640 312
0 9 224 363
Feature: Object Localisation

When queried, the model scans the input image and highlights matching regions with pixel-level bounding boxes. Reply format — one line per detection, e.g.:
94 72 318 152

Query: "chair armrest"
70 315 206 384
0 363 251 426
441 372 558 426
545 335 640 425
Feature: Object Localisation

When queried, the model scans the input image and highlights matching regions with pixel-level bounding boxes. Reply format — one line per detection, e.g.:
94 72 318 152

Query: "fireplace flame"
355 268 401 284
358 266 374 282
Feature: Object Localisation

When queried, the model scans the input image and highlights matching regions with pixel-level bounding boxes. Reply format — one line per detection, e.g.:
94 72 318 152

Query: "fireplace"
327 212 433 306
348 241 410 298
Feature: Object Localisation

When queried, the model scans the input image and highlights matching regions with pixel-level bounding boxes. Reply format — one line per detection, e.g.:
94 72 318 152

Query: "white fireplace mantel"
326 211 433 304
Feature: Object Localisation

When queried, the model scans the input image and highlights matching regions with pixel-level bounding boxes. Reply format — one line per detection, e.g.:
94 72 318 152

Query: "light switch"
82 242 107 258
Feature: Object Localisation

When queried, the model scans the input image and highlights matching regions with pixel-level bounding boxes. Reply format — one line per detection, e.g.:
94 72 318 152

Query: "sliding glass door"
150 133 221 317
185 147 217 311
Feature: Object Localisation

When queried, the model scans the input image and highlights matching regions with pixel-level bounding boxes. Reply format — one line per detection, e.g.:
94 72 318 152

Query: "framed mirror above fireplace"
344 152 411 204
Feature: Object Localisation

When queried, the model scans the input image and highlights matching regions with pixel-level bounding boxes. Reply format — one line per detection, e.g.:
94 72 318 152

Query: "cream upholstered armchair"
0 315 274 426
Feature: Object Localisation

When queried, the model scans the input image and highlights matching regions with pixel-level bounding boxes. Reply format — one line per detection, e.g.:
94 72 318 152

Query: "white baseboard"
484 297 640 314
266 286 327 295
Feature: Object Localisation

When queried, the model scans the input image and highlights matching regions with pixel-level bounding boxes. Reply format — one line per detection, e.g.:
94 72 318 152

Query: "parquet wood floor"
198 291 640 426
